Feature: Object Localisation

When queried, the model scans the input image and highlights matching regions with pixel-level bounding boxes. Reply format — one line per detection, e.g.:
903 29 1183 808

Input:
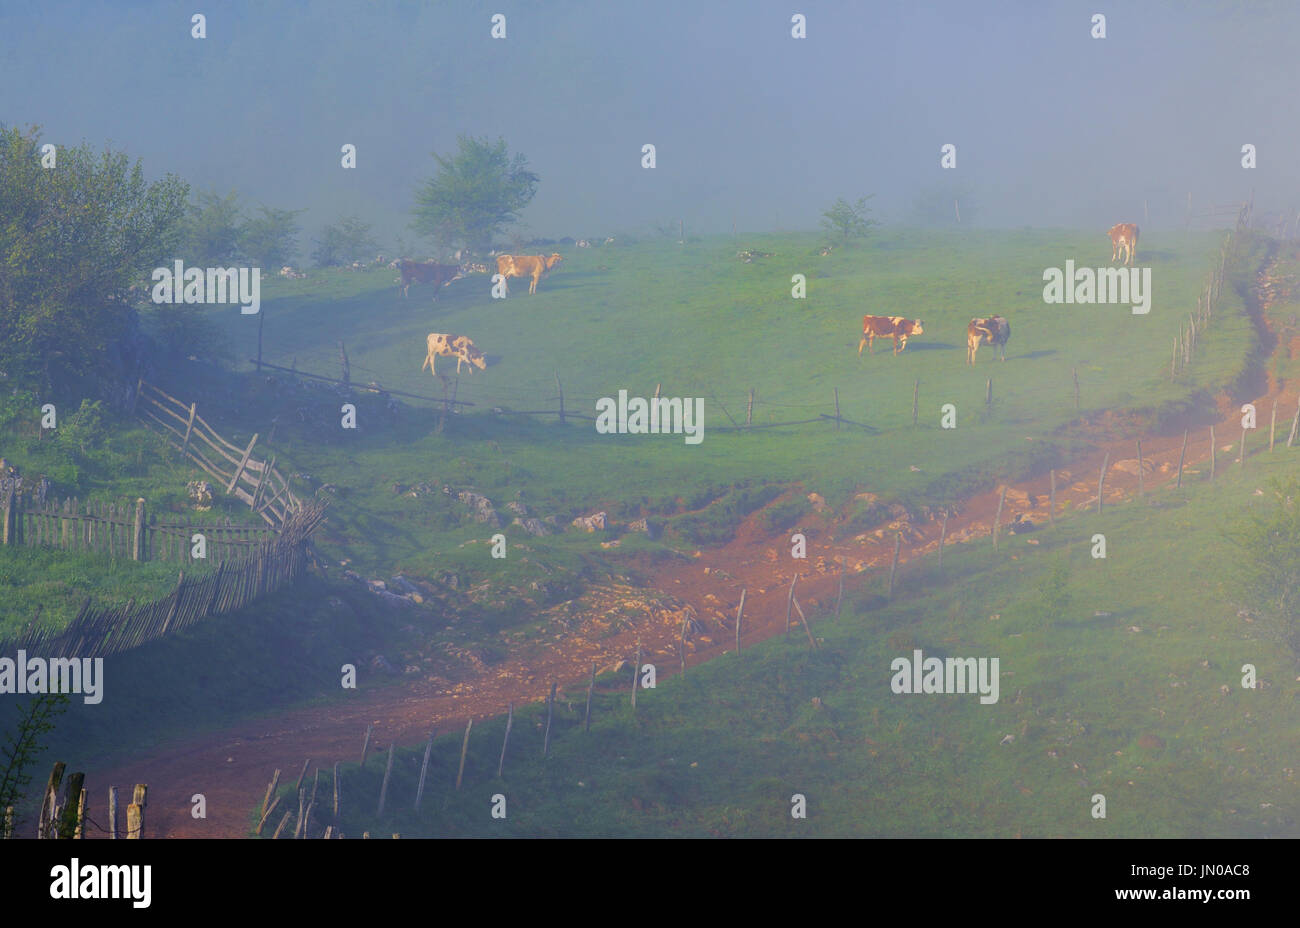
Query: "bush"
759 495 811 533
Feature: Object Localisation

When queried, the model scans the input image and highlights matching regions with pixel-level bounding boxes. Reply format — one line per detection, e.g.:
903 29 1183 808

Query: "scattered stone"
627 518 663 539
571 511 608 532
513 517 551 537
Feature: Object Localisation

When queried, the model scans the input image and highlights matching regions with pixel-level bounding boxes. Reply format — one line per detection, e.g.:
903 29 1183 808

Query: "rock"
807 492 828 512
458 491 502 527
505 500 528 516
367 579 387 592
627 518 662 539
571 511 608 532
513 517 551 537
389 575 421 595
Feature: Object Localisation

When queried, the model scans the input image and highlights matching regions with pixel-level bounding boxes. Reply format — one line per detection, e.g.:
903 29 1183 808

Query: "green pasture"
317 442 1300 839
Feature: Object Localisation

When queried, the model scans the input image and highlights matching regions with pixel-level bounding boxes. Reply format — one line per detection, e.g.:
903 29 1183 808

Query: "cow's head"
465 348 487 371
907 319 923 335
546 253 564 270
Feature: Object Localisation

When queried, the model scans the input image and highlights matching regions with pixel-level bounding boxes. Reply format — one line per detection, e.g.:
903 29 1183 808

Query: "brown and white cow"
1107 223 1139 267
859 315 923 356
495 253 563 295
421 333 487 376
966 315 1011 364
395 258 464 299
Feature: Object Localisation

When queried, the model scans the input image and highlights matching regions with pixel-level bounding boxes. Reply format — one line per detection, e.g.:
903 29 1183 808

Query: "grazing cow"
395 258 465 299
1107 223 1139 267
858 315 924 356
966 315 1011 364
495 253 563 295
421 333 487 376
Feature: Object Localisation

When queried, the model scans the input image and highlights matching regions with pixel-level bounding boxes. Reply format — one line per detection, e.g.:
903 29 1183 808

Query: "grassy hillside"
180 228 1255 599
316 441 1300 838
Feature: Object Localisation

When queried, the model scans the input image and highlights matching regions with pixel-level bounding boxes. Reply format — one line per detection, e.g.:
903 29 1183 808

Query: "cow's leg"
1127 240 1136 267
428 353 437 376
858 335 868 356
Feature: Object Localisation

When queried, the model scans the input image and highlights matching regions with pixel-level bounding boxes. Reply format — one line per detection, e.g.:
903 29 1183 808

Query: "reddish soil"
88 255 1299 838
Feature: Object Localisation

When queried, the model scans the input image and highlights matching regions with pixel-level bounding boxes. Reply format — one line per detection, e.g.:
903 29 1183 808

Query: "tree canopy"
0 125 189 396
411 136 539 253
821 195 877 242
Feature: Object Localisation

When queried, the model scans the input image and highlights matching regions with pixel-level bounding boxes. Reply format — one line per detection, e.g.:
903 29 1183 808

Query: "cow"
858 315 923 356
421 333 487 376
966 315 1011 364
495 253 563 295
1108 223 1139 267
395 258 465 299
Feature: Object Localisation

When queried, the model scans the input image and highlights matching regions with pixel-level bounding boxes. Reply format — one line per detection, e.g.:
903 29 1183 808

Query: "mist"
3 0 1297 252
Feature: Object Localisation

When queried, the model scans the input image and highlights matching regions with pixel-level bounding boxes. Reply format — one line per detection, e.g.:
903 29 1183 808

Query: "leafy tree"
311 215 378 267
821 195 877 242
0 694 70 825
239 205 304 268
175 189 243 265
1227 477 1300 658
0 124 189 396
412 136 539 252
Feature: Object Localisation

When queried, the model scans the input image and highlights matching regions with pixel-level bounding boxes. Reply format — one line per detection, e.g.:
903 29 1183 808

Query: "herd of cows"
405 221 1138 379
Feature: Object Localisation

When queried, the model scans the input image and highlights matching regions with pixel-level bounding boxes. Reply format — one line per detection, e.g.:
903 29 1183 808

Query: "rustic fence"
1 492 278 563
2 762 149 840
0 499 327 661
134 379 299 528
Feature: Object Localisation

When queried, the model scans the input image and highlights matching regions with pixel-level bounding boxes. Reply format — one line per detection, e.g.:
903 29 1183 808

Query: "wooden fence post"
735 588 746 650
992 486 1008 550
833 387 841 430
985 378 992 407
1270 402 1277 452
835 562 844 615
888 533 901 598
455 719 472 790
361 724 373 767
38 762 65 838
1097 452 1110 514
1241 424 1248 468
499 701 514 774
1289 402 1300 448
746 389 754 426
260 768 281 822
1135 440 1144 496
126 784 146 839
2 489 13 546
555 372 565 425
293 757 310 795
227 434 259 494
132 498 146 562
1049 470 1056 526
938 510 948 568
785 573 798 634
543 681 557 758
414 729 435 810
56 772 85 838
181 403 197 457
377 743 394 815
108 786 118 839
1073 367 1080 410
1176 429 1189 487
1210 426 1217 480
630 644 640 710
338 341 350 386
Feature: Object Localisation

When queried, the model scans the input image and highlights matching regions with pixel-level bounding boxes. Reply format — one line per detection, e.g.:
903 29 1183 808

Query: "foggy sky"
3 0 1297 251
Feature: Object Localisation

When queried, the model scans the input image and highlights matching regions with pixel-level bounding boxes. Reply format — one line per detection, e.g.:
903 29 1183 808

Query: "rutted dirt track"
89 253 1299 838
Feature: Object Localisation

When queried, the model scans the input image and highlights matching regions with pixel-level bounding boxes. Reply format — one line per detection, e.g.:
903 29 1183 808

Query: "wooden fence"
0 499 327 661
2 492 278 563
134 379 299 528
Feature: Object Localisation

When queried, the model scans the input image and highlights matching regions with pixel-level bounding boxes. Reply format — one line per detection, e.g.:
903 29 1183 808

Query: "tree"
1227 476 1300 659
174 189 243 265
0 124 189 396
821 195 877 242
239 205 304 268
412 136 539 253
0 694 69 825
311 215 378 267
